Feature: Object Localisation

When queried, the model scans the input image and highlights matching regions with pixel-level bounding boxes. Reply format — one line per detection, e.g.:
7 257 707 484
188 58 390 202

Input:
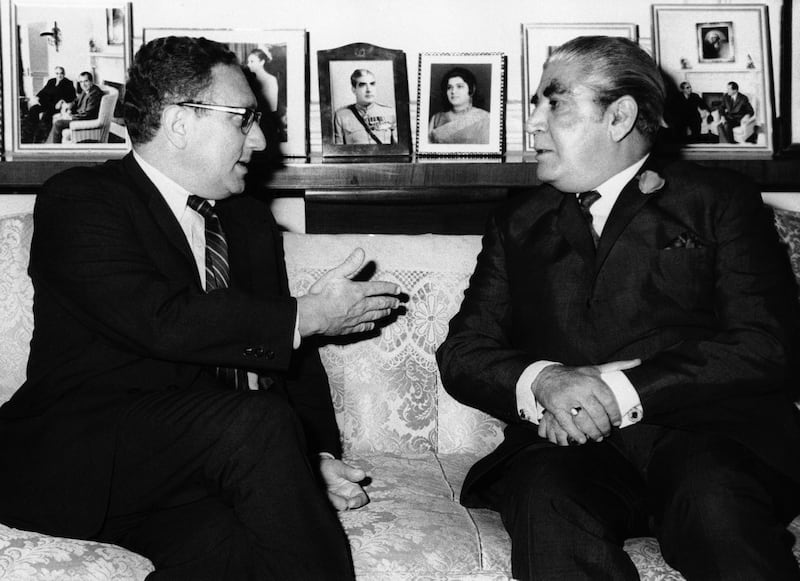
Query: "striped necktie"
187 195 248 389
578 190 602 247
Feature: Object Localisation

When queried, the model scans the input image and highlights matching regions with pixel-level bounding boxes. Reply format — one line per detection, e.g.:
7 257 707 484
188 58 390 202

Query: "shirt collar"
587 154 650 215
132 150 213 220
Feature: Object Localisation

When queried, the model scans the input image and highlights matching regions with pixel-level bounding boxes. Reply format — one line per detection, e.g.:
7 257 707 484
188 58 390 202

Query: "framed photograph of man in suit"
317 42 411 159
653 4 775 158
0 0 132 159
416 52 506 157
521 23 638 156
143 27 309 158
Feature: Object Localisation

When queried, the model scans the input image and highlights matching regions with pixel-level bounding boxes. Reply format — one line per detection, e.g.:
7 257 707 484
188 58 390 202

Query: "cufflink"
625 405 643 423
519 408 528 421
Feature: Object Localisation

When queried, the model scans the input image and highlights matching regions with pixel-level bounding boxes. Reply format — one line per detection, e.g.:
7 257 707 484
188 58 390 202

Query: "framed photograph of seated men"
652 4 774 158
317 42 411 158
416 52 506 157
143 27 309 158
521 23 638 155
0 0 133 159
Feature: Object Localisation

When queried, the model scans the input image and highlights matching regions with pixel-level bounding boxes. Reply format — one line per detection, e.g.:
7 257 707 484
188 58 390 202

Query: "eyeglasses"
176 102 262 134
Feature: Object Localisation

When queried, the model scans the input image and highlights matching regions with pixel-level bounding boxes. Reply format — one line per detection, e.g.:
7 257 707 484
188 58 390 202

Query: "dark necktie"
187 195 248 390
578 190 602 247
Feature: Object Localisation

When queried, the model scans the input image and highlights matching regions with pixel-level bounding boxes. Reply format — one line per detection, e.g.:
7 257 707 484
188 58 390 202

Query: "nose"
526 104 546 134
246 121 267 152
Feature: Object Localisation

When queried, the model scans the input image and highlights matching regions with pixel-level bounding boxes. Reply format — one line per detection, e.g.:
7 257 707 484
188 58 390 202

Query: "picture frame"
779 0 800 155
317 42 411 159
652 4 774 158
143 28 309 158
416 52 506 157
106 7 124 46
521 23 638 153
697 21 734 63
0 0 133 159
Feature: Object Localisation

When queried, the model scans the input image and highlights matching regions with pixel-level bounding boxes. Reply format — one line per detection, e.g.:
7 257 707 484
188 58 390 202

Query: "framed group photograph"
317 42 411 159
521 23 638 153
652 4 774 158
0 0 133 159
416 52 506 157
143 27 309 158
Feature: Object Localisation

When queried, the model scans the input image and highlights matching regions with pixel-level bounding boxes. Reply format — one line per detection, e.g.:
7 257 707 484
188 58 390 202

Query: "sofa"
1 195 800 580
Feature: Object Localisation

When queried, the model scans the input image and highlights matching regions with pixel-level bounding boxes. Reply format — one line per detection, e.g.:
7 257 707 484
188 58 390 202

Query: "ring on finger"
569 406 582 417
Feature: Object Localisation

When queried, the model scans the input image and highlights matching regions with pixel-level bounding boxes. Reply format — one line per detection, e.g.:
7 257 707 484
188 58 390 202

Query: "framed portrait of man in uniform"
317 42 411 158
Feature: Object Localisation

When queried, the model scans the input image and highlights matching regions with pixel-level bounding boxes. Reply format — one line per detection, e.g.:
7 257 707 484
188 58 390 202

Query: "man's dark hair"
350 69 374 88
546 36 666 142
79 71 93 82
124 36 238 145
728 81 739 91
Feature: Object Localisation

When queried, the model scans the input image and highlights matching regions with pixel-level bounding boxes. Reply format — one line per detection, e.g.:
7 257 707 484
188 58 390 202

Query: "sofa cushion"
0 524 154 580
284 233 505 457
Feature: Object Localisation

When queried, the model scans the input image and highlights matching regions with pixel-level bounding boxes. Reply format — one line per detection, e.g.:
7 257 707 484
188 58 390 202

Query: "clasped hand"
297 248 401 337
534 359 640 446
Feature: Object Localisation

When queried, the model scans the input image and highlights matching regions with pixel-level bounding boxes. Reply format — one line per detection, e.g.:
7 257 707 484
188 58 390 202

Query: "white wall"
129 0 785 112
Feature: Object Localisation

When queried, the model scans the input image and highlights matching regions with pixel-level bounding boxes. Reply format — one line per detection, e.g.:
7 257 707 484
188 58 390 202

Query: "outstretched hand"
297 248 401 337
319 457 369 511
534 359 641 445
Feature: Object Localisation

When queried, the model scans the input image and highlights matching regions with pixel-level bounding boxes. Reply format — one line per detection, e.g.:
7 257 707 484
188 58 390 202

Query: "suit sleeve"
624 181 799 422
436 213 535 424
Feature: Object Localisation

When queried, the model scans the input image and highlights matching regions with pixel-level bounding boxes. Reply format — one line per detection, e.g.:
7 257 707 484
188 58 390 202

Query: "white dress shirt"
516 155 649 428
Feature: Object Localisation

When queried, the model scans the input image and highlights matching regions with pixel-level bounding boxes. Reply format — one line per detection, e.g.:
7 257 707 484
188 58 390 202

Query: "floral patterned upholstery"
2 203 800 580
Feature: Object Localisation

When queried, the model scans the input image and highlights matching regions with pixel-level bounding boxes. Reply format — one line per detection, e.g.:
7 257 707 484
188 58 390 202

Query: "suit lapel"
121 153 199 277
594 159 662 271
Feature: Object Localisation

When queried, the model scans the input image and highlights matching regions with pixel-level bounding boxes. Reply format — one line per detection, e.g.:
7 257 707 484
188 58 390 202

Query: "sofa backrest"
0 213 34 403
2 202 800 457
283 233 506 456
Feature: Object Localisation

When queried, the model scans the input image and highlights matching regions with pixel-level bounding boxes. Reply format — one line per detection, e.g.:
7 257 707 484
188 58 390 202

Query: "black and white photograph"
416 52 505 156
317 42 411 158
0 0 132 158
653 3 775 156
143 27 308 157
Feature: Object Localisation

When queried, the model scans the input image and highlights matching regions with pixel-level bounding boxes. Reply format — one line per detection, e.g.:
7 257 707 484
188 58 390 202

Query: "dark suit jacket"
35 77 76 110
70 84 103 120
436 159 800 507
719 93 755 127
0 153 340 537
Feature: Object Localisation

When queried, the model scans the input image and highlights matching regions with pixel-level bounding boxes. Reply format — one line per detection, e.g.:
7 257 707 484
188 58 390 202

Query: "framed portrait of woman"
143 27 309 157
416 53 506 157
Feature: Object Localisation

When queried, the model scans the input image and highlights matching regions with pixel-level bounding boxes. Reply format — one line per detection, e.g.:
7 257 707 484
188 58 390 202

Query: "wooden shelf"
1 153 798 196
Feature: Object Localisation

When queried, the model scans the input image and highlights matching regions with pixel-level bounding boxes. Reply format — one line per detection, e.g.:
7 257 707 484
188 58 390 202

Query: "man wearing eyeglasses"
0 36 401 580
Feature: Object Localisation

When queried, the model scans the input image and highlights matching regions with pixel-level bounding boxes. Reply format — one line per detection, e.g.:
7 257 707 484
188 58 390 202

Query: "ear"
607 95 638 142
161 104 189 149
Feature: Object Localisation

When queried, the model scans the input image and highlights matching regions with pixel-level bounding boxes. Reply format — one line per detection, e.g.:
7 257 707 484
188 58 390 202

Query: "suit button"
265 350 275 360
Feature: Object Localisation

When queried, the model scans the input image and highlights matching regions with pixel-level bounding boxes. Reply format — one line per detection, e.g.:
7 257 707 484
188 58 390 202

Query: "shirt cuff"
601 370 643 427
515 361 562 424
293 306 301 349
318 451 336 460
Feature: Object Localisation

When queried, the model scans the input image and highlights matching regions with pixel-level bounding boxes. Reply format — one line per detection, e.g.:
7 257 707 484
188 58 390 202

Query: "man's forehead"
209 64 257 107
356 76 376 85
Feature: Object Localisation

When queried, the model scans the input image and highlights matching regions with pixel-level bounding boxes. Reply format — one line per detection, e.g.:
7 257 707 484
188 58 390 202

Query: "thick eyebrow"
530 79 570 105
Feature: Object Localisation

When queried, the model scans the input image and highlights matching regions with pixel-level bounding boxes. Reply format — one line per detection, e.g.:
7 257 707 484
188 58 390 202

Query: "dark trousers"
493 427 800 581
46 118 71 144
21 105 54 143
92 388 354 580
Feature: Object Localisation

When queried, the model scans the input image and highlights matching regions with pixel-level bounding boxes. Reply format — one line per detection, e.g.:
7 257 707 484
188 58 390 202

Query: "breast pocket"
650 248 715 310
